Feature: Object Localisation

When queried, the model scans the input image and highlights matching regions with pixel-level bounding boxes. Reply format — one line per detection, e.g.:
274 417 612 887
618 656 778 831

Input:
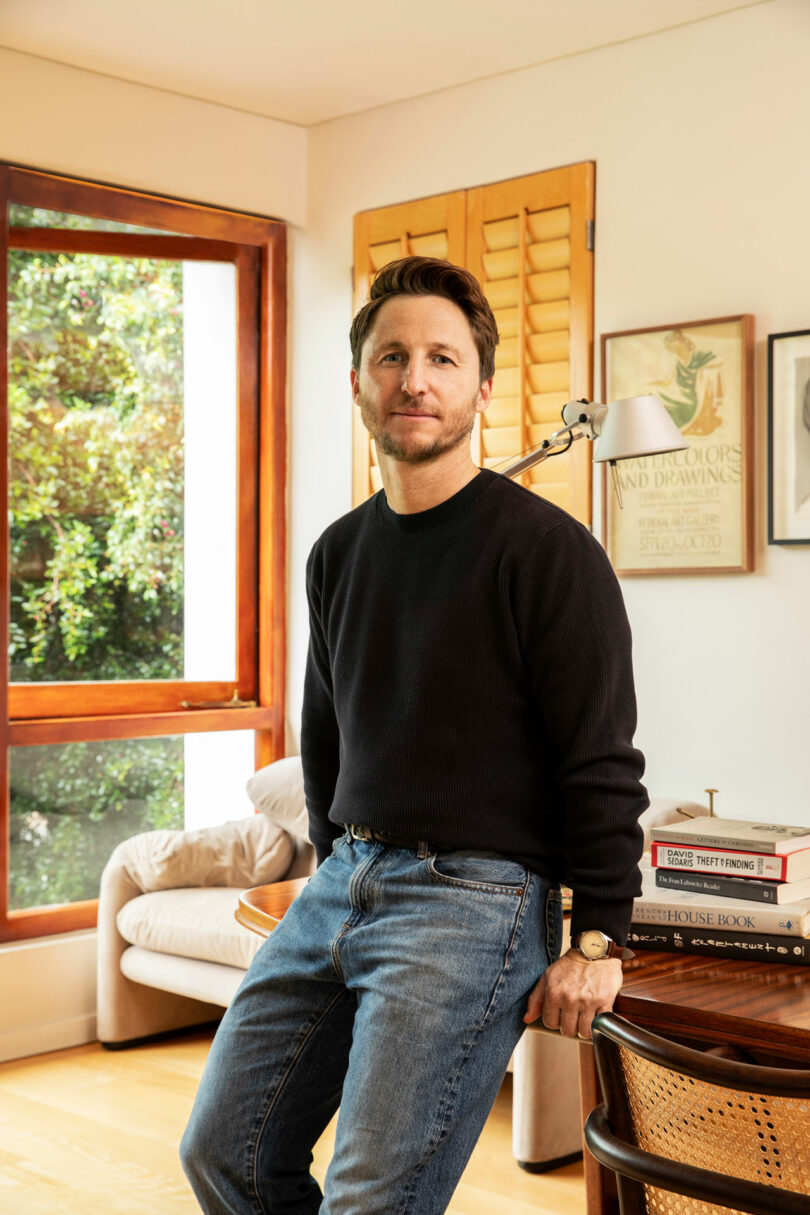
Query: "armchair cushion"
117 814 294 893
246 755 308 839
117 887 264 970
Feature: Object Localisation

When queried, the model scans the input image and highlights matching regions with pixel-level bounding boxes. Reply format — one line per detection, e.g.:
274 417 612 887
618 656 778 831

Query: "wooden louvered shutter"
352 192 466 504
352 164 594 523
466 164 594 523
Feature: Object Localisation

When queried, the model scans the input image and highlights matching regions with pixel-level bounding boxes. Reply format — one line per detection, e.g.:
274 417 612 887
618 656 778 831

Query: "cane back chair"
584 1010 810 1215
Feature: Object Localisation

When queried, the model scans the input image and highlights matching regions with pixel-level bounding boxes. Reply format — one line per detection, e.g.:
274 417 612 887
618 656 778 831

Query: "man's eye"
434 355 452 364
382 353 403 363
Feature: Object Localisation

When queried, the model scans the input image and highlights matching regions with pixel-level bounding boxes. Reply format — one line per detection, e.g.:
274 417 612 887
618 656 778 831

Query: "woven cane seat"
620 1045 810 1214
585 1012 810 1215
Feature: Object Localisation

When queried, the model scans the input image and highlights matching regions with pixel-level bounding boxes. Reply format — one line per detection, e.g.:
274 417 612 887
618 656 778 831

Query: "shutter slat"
528 361 570 394
483 277 520 310
526 270 570 304
480 425 521 457
492 366 520 396
492 306 519 337
494 336 519 368
483 216 520 250
527 331 570 363
409 231 448 258
527 300 570 333
526 238 570 274
526 208 571 242
482 248 519 280
485 397 521 426
528 392 569 424
368 239 403 272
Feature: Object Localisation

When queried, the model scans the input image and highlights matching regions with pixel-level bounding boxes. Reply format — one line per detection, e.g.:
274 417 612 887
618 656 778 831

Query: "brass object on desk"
675 787 718 819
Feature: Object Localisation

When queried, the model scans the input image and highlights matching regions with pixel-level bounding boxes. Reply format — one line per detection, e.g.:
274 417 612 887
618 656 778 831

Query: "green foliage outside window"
8 209 188 910
10 738 184 909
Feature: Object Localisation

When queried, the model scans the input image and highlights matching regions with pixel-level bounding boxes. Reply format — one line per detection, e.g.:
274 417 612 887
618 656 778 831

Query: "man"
181 256 647 1215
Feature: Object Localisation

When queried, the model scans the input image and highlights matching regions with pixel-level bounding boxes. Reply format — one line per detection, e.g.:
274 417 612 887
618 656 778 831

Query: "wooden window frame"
1 165 287 941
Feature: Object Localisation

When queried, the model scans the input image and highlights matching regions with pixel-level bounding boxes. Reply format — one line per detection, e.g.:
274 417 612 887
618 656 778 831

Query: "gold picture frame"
601 315 754 575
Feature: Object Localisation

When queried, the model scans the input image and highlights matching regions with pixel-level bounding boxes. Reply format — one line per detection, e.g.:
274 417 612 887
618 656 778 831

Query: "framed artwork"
601 315 754 575
768 329 810 544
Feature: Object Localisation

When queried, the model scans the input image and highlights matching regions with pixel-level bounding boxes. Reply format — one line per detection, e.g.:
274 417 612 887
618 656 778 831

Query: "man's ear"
350 367 360 405
476 376 494 414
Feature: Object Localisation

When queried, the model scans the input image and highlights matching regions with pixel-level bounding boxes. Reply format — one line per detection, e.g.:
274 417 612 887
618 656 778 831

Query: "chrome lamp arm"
498 395 687 483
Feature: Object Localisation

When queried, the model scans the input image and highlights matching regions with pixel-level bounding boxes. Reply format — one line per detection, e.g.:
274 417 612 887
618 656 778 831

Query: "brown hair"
350 256 499 382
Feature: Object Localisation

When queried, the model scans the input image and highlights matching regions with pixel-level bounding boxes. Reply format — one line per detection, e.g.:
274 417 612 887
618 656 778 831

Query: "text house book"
633 880 810 937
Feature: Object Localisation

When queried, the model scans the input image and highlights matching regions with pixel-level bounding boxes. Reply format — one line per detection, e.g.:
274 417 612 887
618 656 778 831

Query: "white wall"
0 46 306 223
290 0 810 822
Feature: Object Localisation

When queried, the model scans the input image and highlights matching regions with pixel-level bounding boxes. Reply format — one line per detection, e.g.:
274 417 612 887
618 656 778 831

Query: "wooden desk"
581 951 810 1215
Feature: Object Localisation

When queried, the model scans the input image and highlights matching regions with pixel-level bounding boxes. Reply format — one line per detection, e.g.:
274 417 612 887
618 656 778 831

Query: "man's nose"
401 358 429 395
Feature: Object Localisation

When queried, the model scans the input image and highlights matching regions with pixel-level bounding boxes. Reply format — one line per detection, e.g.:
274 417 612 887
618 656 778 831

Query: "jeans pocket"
544 885 563 964
426 851 527 895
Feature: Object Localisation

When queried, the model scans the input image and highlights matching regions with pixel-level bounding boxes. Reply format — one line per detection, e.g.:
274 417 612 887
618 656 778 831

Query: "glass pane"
9 203 183 236
8 243 237 683
9 730 255 911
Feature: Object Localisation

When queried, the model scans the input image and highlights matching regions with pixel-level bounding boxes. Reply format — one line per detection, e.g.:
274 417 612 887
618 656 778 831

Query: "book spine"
650 829 781 853
632 898 805 937
651 843 785 880
655 869 782 904
628 922 810 965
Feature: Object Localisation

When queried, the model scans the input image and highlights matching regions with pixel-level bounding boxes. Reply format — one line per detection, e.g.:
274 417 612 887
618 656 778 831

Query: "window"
1 165 287 941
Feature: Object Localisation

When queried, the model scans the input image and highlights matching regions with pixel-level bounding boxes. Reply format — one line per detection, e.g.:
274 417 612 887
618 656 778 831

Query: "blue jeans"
180 833 561 1214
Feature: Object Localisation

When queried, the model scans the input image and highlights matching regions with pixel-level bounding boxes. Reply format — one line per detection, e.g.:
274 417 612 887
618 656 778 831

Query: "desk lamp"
499 394 688 504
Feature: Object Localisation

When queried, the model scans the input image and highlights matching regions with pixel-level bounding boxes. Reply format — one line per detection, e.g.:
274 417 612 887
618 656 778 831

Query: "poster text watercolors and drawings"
603 317 753 574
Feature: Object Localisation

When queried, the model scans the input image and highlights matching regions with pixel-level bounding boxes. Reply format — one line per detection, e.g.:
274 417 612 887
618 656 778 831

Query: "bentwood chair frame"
584 1010 810 1215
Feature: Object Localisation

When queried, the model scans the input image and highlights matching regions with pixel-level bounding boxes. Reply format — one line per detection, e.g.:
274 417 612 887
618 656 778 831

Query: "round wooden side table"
235 876 309 937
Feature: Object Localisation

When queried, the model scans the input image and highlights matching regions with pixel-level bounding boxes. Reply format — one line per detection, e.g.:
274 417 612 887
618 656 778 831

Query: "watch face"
578 930 610 960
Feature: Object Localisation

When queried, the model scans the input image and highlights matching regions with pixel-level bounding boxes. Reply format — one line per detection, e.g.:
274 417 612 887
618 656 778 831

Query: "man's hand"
523 948 623 1040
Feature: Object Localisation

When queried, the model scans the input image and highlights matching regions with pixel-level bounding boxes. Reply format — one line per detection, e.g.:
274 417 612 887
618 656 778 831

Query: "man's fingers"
534 951 624 1038
523 975 546 1024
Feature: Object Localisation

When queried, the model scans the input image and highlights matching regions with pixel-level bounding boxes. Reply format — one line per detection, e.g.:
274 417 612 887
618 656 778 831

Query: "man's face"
350 294 492 465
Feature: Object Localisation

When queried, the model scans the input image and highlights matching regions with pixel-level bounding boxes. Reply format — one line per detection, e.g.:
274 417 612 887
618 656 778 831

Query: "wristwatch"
573 930 632 961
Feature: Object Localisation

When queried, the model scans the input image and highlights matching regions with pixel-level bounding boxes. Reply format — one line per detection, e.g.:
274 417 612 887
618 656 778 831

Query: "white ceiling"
0 0 767 127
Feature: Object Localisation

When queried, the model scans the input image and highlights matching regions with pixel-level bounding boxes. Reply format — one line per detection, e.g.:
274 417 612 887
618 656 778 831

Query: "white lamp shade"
592 394 688 463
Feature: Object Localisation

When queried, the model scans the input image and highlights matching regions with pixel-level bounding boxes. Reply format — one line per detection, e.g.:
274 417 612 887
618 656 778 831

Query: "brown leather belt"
345 823 422 850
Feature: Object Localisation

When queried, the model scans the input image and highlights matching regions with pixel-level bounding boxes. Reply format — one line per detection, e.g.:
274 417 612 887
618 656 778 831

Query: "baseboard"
0 1012 97 1064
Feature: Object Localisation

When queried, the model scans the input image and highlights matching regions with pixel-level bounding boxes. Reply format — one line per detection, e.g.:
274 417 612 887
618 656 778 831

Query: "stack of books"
629 817 810 965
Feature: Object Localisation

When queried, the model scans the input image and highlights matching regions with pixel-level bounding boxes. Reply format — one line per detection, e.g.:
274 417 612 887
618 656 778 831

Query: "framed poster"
601 315 754 575
768 329 810 544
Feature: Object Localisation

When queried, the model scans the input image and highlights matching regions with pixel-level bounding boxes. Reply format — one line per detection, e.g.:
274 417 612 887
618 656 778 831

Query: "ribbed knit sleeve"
514 521 646 942
300 547 344 865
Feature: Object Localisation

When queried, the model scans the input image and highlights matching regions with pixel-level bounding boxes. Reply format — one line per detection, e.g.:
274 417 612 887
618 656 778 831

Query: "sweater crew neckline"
377 468 495 532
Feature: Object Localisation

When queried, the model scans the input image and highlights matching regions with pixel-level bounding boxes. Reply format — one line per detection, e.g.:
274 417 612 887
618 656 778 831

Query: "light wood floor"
0 1028 586 1214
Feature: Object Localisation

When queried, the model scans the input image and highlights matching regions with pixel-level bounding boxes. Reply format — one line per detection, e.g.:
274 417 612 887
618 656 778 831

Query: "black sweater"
301 469 647 943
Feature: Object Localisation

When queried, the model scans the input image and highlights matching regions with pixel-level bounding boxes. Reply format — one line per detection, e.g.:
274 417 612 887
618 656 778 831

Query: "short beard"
359 395 477 466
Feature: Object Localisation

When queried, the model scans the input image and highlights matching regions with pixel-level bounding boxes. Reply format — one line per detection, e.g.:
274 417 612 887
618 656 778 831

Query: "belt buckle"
349 823 373 842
